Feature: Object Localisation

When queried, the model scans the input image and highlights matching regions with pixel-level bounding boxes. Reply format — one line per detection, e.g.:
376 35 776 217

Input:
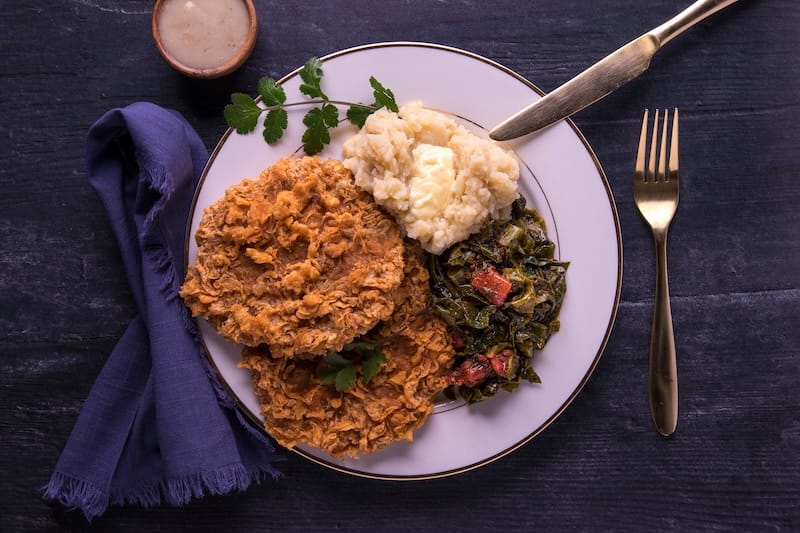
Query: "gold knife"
489 0 738 141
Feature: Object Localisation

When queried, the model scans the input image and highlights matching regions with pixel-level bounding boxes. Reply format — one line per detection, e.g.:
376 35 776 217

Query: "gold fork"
634 108 679 436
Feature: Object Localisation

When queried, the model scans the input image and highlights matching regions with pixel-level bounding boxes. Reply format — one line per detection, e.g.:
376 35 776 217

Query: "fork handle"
649 232 678 436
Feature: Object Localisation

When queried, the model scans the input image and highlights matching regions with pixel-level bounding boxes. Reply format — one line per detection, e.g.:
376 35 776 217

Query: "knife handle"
488 0 739 141
651 0 738 46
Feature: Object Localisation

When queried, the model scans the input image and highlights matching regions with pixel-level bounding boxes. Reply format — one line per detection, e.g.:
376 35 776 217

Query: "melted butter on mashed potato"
342 102 519 254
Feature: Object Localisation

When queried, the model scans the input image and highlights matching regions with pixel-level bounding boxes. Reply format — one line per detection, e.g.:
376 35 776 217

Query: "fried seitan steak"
180 156 405 358
239 242 455 457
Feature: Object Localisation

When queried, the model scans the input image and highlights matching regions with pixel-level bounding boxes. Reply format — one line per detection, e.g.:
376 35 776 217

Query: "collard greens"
429 197 568 403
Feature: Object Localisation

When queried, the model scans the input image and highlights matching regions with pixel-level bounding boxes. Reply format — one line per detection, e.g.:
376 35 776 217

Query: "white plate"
186 42 622 479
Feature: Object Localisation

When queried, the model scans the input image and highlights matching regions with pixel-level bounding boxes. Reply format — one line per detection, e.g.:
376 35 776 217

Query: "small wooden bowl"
152 0 257 79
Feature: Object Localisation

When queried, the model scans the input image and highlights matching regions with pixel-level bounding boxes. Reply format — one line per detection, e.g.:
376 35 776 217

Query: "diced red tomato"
490 349 517 380
471 262 512 306
448 355 492 387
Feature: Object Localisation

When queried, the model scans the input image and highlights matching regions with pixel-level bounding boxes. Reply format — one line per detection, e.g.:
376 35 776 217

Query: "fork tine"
668 108 679 181
636 109 649 180
658 109 669 182
648 109 660 182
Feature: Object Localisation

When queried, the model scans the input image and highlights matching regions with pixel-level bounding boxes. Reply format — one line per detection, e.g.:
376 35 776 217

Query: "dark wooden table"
2 1 798 531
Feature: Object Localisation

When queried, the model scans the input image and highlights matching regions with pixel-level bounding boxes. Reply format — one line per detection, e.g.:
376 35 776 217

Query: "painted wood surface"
1 0 798 530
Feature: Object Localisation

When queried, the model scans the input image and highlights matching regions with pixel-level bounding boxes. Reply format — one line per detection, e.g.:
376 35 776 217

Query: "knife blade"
489 0 738 141
489 35 657 141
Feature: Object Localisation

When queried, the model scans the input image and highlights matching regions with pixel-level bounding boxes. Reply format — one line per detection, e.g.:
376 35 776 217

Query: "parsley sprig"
224 57 398 155
318 342 387 392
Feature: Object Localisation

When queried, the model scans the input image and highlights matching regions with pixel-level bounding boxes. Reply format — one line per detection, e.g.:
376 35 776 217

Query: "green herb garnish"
224 57 398 155
318 342 387 392
346 77 399 127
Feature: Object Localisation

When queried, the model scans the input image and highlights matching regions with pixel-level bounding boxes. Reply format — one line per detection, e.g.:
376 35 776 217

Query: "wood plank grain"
1 0 798 531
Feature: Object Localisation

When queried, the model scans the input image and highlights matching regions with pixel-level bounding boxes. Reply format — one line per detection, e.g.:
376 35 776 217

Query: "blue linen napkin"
43 102 282 521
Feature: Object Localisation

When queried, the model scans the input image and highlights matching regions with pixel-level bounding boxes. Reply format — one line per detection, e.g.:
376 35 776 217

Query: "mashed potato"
342 102 519 254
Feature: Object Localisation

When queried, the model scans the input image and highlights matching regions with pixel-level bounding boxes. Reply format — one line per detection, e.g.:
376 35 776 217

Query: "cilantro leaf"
370 76 398 112
318 342 386 391
341 342 379 353
299 57 327 100
345 76 398 128
346 105 373 128
263 109 288 144
224 57 400 154
319 367 339 385
334 364 357 392
257 77 286 107
224 93 262 133
322 103 339 128
323 352 351 368
361 350 386 384
301 107 332 155
319 353 353 388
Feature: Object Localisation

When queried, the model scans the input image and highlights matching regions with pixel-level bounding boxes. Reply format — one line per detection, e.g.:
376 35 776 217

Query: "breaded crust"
180 157 405 358
239 242 455 457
